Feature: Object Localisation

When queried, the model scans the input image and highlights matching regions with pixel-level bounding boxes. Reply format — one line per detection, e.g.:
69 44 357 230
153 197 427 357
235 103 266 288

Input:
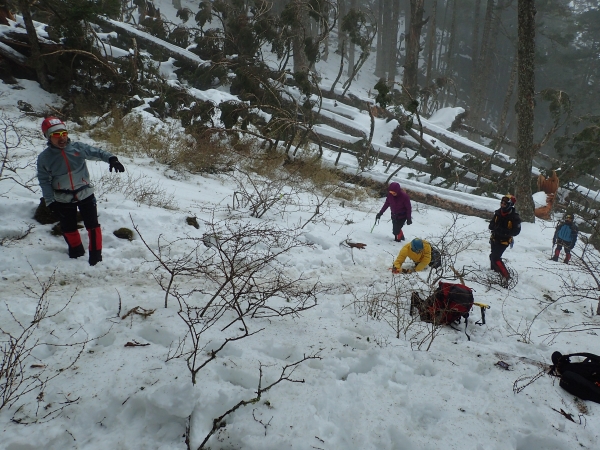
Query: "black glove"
407 218 412 225
376 213 382 220
401 268 413 274
109 156 125 173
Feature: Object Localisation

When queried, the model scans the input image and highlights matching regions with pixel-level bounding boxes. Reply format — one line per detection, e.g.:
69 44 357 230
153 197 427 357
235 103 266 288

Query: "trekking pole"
370 217 380 233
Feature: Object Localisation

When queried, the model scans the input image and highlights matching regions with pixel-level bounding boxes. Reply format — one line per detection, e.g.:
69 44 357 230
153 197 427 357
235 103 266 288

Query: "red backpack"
429 282 474 324
413 282 476 340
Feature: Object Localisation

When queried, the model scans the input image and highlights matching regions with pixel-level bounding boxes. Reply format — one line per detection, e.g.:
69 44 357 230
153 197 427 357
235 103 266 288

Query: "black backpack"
551 352 600 403
429 246 442 269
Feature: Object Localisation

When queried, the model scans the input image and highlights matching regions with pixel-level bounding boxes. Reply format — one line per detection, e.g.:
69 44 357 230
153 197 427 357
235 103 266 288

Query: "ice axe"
370 216 380 233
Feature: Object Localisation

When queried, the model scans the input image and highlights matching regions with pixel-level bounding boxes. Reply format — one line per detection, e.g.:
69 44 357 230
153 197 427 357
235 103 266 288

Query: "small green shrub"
113 227 134 241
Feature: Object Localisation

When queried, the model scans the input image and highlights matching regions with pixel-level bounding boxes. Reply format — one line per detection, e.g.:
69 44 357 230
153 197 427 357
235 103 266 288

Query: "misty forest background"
0 0 599 230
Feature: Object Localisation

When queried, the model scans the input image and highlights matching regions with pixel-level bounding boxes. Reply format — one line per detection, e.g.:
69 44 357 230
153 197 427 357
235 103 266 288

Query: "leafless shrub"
348 275 428 340
230 159 343 230
424 214 485 285
231 167 298 218
134 216 322 384
0 224 35 247
195 354 320 449
0 267 92 419
0 113 38 195
95 170 177 208
526 228 600 343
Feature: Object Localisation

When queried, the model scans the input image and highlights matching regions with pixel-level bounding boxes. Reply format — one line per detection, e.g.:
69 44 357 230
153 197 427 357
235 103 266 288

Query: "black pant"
55 194 99 233
392 216 406 236
489 240 508 266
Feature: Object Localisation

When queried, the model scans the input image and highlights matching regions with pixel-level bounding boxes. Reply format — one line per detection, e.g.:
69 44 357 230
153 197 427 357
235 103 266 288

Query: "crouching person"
392 238 431 274
37 117 125 266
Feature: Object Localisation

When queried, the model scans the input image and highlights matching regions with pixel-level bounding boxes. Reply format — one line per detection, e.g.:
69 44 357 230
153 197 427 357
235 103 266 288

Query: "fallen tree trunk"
96 17 208 68
404 189 491 220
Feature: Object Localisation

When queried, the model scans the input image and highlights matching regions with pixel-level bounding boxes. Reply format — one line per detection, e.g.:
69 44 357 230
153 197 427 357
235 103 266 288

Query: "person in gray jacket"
37 117 125 266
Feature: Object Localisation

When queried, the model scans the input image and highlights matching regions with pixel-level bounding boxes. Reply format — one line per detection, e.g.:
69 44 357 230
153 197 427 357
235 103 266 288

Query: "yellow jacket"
393 240 432 272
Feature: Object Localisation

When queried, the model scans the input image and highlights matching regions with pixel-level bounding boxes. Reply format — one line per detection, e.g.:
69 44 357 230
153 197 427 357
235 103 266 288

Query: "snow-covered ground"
1 5 599 449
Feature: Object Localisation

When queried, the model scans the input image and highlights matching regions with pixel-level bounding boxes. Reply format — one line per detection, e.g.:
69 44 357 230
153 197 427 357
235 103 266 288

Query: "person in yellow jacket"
392 238 432 274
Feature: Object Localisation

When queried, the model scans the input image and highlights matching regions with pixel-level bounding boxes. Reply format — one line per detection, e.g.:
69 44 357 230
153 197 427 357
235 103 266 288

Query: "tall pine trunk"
403 0 426 99
347 0 357 75
470 0 495 125
292 5 310 74
441 0 457 107
515 0 536 223
423 0 437 114
18 0 50 90
386 0 400 84
471 0 482 77
375 0 385 77
435 1 449 75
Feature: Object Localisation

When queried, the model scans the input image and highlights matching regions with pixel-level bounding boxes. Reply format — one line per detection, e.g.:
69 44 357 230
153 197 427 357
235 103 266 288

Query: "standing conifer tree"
515 0 536 222
403 0 426 99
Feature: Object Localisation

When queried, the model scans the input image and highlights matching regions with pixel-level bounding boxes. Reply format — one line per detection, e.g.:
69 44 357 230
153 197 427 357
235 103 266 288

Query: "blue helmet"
411 238 424 252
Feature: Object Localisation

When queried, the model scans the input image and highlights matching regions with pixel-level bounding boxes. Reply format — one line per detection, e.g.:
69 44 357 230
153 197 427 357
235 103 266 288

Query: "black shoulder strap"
562 353 600 363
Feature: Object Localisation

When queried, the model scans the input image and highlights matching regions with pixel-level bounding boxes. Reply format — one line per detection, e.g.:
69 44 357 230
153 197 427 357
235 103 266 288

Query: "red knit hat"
41 117 67 139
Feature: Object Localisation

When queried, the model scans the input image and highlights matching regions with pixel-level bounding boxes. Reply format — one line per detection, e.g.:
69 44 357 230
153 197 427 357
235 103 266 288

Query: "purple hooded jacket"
379 182 411 220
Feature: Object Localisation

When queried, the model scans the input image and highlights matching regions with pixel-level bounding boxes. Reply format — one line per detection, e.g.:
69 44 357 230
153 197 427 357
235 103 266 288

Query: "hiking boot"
395 230 405 241
89 250 102 266
551 255 559 262
68 244 85 259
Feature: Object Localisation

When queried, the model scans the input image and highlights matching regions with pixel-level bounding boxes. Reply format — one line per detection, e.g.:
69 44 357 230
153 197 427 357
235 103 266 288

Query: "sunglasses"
50 131 68 138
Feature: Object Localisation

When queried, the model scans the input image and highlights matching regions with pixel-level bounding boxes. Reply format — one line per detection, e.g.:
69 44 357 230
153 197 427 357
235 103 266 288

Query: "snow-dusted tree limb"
196 353 321 449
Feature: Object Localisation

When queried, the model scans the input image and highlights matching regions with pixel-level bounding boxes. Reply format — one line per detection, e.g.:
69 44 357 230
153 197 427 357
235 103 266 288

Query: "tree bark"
386 0 400 84
423 0 437 114
435 0 449 75
515 0 536 223
469 0 494 124
441 0 457 107
402 0 426 99
18 0 50 90
471 0 482 78
375 0 385 77
292 2 309 73
346 0 357 76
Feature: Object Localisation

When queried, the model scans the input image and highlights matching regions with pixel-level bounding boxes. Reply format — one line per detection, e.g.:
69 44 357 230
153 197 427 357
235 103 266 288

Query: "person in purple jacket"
376 181 412 241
